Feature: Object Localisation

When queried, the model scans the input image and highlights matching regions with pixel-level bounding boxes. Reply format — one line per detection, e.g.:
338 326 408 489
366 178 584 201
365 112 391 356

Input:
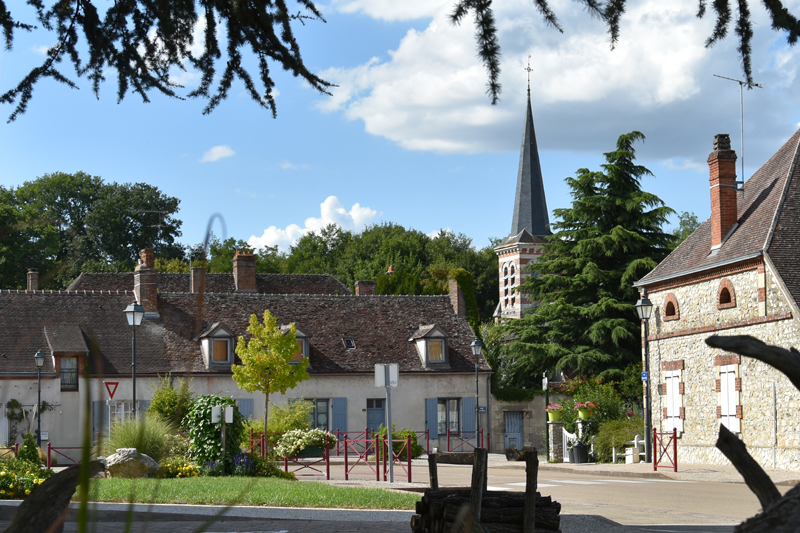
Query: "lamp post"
635 290 654 463
124 301 145 418
471 340 483 447
34 350 45 447
542 371 549 461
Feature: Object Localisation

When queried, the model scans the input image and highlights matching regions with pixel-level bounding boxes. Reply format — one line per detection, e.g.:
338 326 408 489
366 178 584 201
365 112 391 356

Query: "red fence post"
336 429 340 457
344 436 349 481
375 435 380 482
283 456 288 473
13 443 18 458
325 436 331 480
382 434 388 482
407 434 412 483
653 428 658 471
673 428 678 472
46 443 51 469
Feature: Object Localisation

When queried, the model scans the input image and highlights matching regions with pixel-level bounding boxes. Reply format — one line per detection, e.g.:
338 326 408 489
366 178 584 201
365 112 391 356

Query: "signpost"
212 405 234 476
104 381 119 399
375 363 398 482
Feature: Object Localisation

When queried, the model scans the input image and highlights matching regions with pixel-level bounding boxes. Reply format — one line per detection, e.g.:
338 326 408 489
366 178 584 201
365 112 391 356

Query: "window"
428 340 445 362
717 279 737 310
719 288 731 304
437 398 460 435
718 364 740 432
664 370 683 434
342 337 356 350
212 339 230 362
61 357 78 391
309 399 329 429
665 301 676 316
366 399 385 409
291 339 306 364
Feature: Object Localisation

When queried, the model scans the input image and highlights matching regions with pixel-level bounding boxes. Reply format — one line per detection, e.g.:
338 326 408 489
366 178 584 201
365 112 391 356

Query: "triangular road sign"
105 381 119 399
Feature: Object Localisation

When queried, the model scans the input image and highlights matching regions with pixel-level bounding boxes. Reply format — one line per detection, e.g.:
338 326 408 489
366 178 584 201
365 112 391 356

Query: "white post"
385 365 394 483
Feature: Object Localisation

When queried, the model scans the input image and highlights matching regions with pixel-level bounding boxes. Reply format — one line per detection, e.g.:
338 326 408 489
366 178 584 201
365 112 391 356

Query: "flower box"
547 411 563 422
295 445 325 458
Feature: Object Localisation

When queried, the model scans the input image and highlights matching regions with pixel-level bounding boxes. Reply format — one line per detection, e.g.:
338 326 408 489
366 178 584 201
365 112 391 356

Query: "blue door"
366 398 385 433
504 411 523 449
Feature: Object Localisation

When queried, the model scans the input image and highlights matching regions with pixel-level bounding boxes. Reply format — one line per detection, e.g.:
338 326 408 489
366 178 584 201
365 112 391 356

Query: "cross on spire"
525 55 533 96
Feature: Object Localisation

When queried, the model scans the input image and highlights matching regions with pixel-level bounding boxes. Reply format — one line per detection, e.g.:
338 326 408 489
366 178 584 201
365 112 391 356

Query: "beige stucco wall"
646 263 800 470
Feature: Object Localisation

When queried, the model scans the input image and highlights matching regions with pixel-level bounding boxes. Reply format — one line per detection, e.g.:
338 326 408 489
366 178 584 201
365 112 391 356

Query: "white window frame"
664 369 683 435
719 364 740 433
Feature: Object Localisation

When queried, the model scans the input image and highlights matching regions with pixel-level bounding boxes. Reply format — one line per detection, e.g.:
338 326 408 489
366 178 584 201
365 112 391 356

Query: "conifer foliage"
504 131 673 383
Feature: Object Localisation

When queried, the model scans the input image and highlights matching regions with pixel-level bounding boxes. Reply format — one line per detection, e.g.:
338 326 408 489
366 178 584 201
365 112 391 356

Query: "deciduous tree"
232 310 309 438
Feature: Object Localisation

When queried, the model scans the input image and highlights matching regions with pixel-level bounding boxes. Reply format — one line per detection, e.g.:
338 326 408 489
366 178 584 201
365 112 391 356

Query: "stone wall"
646 261 800 470
488 393 567 454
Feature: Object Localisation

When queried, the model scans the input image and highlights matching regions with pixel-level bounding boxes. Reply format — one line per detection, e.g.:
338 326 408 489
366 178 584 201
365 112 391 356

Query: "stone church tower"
493 90 551 320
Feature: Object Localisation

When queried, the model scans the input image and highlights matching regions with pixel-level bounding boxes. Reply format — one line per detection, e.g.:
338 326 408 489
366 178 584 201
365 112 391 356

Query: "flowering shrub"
274 428 337 458
158 456 200 479
545 403 563 412
0 458 54 499
574 401 598 411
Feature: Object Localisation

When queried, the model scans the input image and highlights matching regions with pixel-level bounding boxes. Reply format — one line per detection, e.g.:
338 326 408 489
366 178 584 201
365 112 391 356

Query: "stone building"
635 131 800 470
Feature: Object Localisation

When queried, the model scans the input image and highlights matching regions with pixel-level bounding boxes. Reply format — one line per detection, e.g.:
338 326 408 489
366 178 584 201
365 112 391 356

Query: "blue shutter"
138 400 150 414
238 399 254 419
462 397 476 435
425 398 438 439
331 398 347 432
92 400 109 443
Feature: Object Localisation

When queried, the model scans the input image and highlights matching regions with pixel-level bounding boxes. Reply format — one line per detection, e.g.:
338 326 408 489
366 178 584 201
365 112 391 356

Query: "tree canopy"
501 131 674 385
453 0 800 103
0 171 182 288
0 0 333 121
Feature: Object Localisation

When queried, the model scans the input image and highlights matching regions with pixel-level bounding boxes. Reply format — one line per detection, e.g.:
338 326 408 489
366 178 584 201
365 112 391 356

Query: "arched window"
717 279 736 310
662 293 680 321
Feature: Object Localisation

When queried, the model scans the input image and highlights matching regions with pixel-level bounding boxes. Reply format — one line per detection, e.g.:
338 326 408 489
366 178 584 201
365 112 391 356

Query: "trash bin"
572 442 588 463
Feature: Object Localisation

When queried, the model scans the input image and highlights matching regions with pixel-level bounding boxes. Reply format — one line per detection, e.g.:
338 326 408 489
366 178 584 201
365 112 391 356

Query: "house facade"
635 131 800 470
0 250 488 459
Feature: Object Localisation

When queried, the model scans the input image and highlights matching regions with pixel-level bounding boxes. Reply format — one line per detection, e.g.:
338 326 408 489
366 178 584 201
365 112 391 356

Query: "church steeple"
509 89 550 238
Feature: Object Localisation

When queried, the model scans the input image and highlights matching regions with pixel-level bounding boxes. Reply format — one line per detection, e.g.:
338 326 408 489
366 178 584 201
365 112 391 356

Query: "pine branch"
451 0 502 104
761 0 800 45
533 0 564 33
735 0 754 85
705 0 731 47
604 0 628 50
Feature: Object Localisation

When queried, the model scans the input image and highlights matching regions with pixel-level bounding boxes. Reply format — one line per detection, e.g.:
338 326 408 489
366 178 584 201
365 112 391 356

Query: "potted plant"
274 428 337 458
568 439 589 463
546 403 564 422
574 400 598 420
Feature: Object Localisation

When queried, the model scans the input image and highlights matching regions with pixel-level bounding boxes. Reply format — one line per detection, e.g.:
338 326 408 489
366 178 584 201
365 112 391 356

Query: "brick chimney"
708 134 739 250
27 269 38 291
448 277 466 318
191 266 206 294
233 250 256 292
134 248 158 316
354 280 376 295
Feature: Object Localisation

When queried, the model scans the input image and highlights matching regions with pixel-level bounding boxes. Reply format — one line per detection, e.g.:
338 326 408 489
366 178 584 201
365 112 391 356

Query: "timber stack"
410 488 562 532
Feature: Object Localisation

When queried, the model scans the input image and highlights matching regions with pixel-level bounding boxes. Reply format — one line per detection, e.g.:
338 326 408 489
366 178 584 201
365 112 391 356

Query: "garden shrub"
147 374 194 431
0 457 54 499
183 395 245 464
105 415 174 463
18 434 39 465
560 378 626 442
158 456 200 478
594 416 645 463
228 451 294 479
244 398 313 442
376 424 424 460
273 428 337 458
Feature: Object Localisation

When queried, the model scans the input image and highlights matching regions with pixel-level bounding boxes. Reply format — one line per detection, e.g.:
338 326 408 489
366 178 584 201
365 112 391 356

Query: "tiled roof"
497 229 548 247
0 290 483 377
767 139 800 307
638 129 800 286
68 273 351 295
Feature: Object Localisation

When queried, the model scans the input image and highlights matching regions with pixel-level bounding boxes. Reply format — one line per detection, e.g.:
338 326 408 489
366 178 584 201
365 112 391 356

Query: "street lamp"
124 301 145 418
34 350 45 447
471 339 484 448
635 290 654 463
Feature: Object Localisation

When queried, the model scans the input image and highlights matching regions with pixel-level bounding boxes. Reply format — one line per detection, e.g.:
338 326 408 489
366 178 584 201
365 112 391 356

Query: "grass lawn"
81 477 419 510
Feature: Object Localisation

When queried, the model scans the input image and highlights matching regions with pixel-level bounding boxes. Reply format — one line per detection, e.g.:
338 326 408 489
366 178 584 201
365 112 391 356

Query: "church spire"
509 70 550 239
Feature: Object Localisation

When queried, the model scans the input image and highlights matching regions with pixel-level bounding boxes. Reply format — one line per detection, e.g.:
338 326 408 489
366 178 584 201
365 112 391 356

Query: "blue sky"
2 0 799 253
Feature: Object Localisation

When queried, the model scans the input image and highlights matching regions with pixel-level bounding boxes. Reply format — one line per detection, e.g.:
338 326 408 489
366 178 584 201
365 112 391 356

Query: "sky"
2 0 800 254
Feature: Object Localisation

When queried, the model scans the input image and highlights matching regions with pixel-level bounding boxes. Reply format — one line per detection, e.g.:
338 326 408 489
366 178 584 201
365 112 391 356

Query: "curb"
0 500 414 523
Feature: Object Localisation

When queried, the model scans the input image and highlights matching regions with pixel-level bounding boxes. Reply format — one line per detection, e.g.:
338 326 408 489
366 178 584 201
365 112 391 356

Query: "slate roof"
68 272 351 295
498 229 549 247
0 290 484 377
637 129 800 293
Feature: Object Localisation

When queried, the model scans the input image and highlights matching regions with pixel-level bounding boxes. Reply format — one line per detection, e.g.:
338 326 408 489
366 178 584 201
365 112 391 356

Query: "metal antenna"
713 74 763 191
525 55 533 96
137 209 169 247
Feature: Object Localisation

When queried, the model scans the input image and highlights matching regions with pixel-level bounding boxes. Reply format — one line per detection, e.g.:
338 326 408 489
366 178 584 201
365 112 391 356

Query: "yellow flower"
1 490 5 494
25 490 30 495
1 472 5 476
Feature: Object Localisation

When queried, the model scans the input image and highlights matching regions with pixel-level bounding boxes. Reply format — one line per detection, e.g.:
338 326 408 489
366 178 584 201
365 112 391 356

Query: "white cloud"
317 0 800 164
427 227 452 239
32 45 51 55
280 160 310 170
200 145 235 163
248 196 381 251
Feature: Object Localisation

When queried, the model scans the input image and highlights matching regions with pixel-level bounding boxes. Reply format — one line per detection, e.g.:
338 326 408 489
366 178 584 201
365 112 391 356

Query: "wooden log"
429 452 440 491
439 503 560 530
716 424 781 510
471 448 488 522
524 449 538 533
734 483 800 532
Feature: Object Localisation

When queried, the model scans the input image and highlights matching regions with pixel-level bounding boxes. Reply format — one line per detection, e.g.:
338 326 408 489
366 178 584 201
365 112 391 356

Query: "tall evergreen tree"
503 132 673 385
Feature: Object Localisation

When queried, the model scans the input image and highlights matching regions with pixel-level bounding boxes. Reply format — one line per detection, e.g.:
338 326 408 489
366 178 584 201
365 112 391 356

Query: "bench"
612 434 646 464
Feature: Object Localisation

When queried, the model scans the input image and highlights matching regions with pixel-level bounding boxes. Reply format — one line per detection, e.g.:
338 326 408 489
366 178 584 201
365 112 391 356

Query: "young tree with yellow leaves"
232 310 309 438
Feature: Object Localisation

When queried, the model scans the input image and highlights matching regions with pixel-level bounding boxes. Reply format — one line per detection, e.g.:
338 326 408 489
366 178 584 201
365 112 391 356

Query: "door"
504 411 523 449
366 398 385 432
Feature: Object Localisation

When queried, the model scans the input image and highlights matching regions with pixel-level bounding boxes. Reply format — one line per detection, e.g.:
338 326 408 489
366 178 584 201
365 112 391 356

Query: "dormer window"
282 324 310 365
196 323 236 369
343 337 356 350
410 324 449 367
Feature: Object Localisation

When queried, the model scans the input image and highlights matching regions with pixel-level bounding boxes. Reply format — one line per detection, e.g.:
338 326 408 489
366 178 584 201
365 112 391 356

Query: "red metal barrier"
281 441 331 480
343 434 380 481
653 428 678 472
46 443 80 469
248 430 283 458
446 429 483 452
381 434 413 483
0 444 18 460
414 429 430 455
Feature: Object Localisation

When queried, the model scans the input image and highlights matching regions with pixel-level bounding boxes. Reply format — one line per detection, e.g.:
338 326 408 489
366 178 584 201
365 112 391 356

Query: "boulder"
105 448 159 478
